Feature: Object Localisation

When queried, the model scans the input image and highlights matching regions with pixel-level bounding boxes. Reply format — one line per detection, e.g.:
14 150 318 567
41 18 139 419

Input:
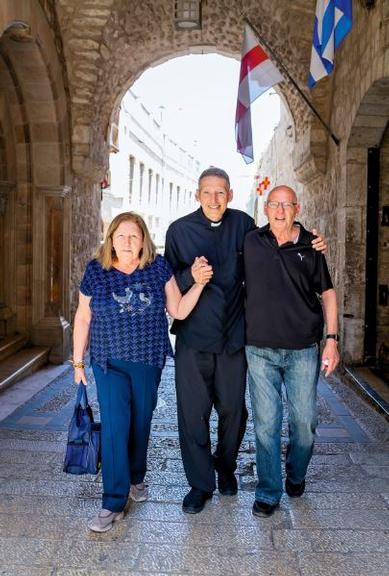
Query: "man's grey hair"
198 166 230 189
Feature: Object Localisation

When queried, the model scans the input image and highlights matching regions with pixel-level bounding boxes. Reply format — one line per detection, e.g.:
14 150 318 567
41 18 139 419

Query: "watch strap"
326 333 339 342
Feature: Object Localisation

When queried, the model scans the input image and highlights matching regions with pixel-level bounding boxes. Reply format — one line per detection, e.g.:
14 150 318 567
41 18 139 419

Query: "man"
244 185 339 518
165 168 326 514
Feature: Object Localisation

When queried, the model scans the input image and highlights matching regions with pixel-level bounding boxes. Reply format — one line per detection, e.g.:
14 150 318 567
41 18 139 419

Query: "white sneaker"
129 483 149 502
87 508 124 533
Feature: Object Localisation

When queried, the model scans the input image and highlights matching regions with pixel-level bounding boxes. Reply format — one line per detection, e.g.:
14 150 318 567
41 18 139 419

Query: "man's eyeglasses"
266 201 297 210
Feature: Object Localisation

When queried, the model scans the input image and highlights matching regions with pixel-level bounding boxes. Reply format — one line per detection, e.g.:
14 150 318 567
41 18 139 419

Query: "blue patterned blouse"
80 255 173 370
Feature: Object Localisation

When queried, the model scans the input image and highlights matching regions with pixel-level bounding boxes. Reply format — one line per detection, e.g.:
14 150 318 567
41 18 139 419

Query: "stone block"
122 518 273 549
290 508 389 530
54 540 140 570
33 164 61 187
33 143 61 167
274 528 389 552
0 536 58 567
68 39 100 51
298 553 389 576
342 318 365 363
137 545 300 576
31 122 60 143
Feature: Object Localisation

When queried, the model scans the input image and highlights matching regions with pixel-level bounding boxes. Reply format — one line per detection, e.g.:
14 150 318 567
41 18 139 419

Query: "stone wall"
378 126 389 354
70 177 101 318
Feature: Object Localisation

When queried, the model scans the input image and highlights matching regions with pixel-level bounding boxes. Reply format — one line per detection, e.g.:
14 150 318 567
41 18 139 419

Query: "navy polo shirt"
165 207 256 354
244 223 334 350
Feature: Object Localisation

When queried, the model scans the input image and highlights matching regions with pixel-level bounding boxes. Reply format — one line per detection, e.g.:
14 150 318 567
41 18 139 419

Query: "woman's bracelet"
71 359 85 369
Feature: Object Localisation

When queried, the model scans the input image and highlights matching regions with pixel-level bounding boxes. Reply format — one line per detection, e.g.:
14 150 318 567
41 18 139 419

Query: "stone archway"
0 1 72 368
343 78 389 364
62 1 320 187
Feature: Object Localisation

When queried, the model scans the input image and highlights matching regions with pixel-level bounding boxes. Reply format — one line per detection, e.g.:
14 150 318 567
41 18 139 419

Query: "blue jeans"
246 345 320 505
92 359 161 512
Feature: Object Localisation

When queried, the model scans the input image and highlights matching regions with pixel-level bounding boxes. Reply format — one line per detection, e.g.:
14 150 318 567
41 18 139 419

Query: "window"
155 174 160 204
129 155 135 205
169 182 173 207
148 169 153 203
139 163 144 203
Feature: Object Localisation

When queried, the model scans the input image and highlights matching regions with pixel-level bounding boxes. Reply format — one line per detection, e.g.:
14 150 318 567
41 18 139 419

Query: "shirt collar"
258 221 311 245
197 207 228 227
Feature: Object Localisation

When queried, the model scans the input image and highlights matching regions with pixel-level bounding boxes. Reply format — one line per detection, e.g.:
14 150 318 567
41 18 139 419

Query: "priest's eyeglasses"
266 201 297 210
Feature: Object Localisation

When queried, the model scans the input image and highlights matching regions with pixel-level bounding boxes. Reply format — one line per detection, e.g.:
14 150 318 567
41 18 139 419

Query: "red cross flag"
256 176 271 195
235 24 283 164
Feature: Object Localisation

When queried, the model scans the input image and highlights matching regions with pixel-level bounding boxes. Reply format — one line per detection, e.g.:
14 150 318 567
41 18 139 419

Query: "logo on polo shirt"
297 252 305 261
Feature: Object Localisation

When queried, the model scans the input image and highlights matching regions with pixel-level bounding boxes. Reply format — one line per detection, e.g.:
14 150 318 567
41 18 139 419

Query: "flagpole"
244 17 340 146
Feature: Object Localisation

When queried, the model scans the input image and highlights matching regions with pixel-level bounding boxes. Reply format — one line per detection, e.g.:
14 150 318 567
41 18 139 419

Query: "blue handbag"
63 383 101 475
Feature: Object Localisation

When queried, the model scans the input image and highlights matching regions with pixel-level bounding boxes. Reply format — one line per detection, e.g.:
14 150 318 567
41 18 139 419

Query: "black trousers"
175 339 247 493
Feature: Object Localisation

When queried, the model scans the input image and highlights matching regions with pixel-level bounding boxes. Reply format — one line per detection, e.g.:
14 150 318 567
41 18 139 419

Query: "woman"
72 212 212 533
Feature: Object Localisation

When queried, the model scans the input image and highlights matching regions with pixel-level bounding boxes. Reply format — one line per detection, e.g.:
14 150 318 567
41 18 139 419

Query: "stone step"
0 333 28 362
0 346 50 392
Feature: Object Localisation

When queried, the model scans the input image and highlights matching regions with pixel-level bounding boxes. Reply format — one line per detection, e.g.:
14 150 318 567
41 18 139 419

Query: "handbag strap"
75 382 89 408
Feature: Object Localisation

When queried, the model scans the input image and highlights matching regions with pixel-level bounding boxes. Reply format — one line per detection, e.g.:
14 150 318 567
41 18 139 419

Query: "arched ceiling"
53 0 317 174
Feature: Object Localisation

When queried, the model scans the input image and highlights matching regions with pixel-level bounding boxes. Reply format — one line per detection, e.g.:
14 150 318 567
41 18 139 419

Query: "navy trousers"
92 359 161 512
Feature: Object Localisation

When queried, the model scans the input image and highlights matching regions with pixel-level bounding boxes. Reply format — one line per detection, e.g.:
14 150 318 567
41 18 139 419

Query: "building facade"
102 91 200 249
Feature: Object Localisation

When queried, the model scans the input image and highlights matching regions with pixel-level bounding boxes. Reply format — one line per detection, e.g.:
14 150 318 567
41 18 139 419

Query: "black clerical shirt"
165 207 256 354
244 223 334 350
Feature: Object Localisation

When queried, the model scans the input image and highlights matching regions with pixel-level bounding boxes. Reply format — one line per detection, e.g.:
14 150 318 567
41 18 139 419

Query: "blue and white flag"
308 0 352 88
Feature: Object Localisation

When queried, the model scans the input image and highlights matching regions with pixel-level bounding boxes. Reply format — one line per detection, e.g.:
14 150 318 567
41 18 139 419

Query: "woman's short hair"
97 212 156 270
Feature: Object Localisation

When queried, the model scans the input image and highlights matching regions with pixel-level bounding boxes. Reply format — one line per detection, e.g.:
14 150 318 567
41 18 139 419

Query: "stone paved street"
0 360 388 576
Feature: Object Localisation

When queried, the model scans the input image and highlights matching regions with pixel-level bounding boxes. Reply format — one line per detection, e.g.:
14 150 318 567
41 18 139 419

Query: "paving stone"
313 441 388 455
144 470 188 486
360 465 389 479
55 568 168 576
146 484 187 503
0 495 100 517
0 429 66 442
309 454 353 465
125 501 292 529
349 451 389 465
298 553 389 576
52 540 140 570
304 478 389 493
290 508 389 530
0 449 58 465
274 529 389 552
0 537 58 566
123 518 273 548
137 545 300 575
0 478 102 498
284 492 386 510
0 513 98 541
0 439 64 453
305 463 368 482
0 567 56 576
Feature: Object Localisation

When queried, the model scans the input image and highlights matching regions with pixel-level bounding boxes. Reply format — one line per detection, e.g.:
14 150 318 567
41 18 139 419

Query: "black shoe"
218 473 238 496
252 500 278 518
182 488 213 514
285 478 306 497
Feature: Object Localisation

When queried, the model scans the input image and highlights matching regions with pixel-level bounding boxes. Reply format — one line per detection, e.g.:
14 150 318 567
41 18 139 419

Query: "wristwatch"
326 334 339 342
